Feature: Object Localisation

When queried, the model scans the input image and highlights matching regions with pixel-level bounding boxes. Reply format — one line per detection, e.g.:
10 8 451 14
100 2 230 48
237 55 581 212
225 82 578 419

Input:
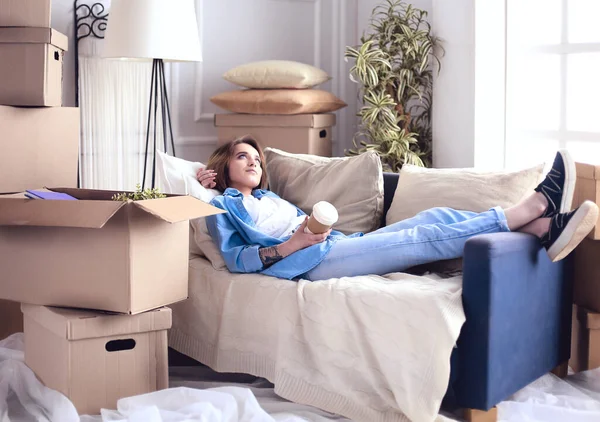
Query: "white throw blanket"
169 257 467 422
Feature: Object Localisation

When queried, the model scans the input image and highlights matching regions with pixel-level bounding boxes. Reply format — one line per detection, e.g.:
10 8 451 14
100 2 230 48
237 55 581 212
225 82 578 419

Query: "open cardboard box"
0 188 225 314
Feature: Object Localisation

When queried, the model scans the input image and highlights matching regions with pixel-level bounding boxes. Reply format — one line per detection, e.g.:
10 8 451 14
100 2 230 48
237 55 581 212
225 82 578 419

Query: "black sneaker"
535 149 576 218
542 200 599 262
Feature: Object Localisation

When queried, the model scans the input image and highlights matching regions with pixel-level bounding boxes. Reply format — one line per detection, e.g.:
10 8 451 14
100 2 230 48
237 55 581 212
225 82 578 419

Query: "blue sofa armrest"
451 232 573 410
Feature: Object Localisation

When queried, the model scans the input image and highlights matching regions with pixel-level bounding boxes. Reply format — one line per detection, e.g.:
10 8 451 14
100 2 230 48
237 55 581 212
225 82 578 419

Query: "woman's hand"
197 168 217 189
279 217 331 256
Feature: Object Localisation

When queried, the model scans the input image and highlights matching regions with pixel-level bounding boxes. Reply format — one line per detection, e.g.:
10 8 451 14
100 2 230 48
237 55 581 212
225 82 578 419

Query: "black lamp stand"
143 58 176 190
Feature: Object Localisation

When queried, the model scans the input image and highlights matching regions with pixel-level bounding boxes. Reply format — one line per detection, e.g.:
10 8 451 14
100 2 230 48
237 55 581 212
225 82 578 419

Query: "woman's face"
227 143 263 195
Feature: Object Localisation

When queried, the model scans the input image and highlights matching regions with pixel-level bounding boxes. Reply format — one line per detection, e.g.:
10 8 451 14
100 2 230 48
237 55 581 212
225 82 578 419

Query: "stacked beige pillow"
211 60 347 115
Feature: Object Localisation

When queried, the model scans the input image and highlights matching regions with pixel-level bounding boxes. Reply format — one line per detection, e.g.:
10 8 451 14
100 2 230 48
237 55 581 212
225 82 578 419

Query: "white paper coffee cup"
304 201 338 234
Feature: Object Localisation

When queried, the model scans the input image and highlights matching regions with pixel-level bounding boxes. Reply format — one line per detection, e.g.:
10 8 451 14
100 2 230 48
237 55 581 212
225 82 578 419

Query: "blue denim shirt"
206 188 362 280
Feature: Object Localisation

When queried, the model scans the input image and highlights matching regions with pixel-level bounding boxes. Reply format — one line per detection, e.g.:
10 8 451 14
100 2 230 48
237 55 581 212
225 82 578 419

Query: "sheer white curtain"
77 0 158 190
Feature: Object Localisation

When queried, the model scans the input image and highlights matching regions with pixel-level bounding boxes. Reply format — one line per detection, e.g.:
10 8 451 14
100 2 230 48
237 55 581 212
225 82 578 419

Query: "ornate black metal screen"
73 0 108 107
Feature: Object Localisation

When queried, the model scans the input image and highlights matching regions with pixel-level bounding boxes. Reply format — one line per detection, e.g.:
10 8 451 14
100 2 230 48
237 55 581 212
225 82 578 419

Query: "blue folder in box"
25 190 78 200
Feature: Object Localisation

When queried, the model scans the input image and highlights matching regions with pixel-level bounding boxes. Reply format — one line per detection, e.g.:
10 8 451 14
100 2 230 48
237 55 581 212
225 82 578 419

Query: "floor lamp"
102 0 202 189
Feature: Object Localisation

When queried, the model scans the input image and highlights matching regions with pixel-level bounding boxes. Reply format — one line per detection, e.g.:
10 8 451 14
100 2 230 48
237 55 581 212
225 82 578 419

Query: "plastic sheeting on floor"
2 333 600 421
497 368 600 422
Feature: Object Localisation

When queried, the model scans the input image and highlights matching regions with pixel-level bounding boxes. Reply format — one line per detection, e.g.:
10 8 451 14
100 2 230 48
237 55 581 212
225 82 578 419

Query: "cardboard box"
0 188 225 314
0 299 23 340
0 0 52 27
215 113 335 157
23 304 171 415
569 305 600 372
573 237 600 313
0 105 79 193
0 27 68 106
574 162 600 239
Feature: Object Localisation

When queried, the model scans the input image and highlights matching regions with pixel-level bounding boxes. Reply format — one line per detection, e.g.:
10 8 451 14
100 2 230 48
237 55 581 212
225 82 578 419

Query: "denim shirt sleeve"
205 205 264 274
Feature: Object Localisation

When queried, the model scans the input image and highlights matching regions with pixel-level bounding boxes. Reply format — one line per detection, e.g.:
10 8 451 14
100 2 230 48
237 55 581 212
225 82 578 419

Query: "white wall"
431 0 475 168
173 0 360 163
53 0 447 167
431 0 506 169
52 0 77 107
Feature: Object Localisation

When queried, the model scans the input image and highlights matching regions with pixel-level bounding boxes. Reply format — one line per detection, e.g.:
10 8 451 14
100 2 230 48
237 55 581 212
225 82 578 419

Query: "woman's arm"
258 217 331 268
206 210 265 273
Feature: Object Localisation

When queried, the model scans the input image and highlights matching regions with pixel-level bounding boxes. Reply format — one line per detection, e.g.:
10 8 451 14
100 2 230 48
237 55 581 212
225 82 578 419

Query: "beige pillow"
264 148 384 234
210 89 347 115
386 164 545 225
223 60 331 89
190 217 227 271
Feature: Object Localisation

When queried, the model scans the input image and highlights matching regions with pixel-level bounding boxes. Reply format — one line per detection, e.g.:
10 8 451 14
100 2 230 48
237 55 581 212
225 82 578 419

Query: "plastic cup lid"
312 201 338 226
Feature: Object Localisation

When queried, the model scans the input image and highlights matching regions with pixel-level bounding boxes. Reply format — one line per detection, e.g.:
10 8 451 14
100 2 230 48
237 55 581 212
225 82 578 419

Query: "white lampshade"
103 0 202 62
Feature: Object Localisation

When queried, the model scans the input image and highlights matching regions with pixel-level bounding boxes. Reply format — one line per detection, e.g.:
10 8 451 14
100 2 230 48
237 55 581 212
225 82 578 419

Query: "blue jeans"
303 207 510 281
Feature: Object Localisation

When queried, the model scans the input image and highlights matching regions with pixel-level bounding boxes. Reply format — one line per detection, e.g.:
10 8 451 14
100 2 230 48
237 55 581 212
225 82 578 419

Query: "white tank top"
242 195 306 238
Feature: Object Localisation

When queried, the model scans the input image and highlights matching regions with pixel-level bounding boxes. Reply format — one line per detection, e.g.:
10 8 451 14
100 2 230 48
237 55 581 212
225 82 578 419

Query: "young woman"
198 136 599 281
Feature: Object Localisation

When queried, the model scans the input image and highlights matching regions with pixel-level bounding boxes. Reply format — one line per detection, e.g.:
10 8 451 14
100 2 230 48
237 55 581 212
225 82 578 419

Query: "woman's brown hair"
206 135 268 192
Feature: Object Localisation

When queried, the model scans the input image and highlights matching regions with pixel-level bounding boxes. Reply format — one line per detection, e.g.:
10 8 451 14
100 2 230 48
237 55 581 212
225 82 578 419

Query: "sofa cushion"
386 163 545 225
210 89 347 115
264 148 384 234
223 60 331 89
156 151 227 270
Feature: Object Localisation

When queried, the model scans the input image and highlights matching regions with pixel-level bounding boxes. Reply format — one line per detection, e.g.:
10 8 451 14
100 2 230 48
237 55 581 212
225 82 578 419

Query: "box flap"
133 195 225 223
576 162 600 180
21 304 172 340
0 197 125 228
214 113 336 128
0 27 69 51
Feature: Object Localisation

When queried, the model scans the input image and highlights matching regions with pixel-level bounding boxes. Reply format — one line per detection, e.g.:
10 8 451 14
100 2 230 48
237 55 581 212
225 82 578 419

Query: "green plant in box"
112 184 166 201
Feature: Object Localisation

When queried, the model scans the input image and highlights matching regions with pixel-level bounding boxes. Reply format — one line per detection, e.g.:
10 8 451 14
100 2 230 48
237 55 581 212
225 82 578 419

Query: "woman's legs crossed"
304 207 510 281
374 191 549 238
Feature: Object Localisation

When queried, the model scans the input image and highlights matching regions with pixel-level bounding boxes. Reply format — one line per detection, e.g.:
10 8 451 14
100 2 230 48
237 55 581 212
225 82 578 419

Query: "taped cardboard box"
574 162 600 239
569 305 600 372
0 27 68 106
0 0 52 27
0 188 225 314
0 105 79 193
573 237 600 313
215 113 335 157
0 299 23 340
23 304 171 415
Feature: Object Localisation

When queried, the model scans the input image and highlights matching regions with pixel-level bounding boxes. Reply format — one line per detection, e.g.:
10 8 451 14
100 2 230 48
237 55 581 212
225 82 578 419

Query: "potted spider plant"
345 0 442 171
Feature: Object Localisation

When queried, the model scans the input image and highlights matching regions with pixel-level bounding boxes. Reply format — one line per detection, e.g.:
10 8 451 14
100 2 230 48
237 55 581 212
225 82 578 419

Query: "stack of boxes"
570 162 600 372
212 62 343 157
0 1 222 415
0 0 79 339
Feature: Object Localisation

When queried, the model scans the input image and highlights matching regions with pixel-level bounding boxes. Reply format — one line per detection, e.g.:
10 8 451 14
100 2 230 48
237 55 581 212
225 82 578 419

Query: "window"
505 0 600 169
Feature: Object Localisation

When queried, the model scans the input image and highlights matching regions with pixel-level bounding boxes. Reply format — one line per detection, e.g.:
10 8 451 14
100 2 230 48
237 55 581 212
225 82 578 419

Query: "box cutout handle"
105 339 136 352
319 130 327 138
54 51 60 61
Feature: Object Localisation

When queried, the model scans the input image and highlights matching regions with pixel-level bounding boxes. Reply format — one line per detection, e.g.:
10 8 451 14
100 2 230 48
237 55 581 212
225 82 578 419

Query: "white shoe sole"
547 200 599 262
558 148 576 213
